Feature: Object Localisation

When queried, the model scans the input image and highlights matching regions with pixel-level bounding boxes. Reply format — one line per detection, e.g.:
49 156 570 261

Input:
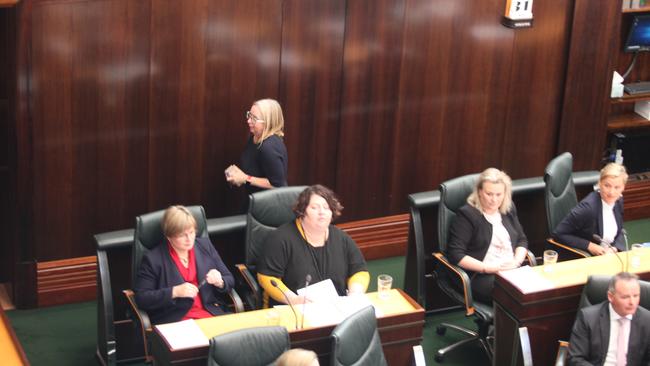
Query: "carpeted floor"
6 218 650 365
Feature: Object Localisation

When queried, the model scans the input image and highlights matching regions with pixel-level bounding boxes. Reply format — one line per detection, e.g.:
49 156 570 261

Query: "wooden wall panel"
499 0 572 175
335 0 406 220
29 0 151 260
280 0 347 191
558 0 620 170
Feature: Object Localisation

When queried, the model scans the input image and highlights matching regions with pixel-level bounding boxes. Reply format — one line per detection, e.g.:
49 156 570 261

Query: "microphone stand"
622 229 630 272
301 274 311 330
270 280 299 330
593 234 625 273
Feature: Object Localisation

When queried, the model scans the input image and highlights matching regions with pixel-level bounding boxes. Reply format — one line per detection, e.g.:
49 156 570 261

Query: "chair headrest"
438 173 479 247
248 186 307 227
580 274 650 310
544 152 574 197
208 326 289 366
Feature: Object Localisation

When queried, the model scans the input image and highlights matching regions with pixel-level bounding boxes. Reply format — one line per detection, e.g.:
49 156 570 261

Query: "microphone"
270 279 299 330
301 274 312 330
622 228 630 272
593 234 625 272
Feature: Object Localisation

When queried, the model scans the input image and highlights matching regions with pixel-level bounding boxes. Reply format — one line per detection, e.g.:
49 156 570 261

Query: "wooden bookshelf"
608 111 650 130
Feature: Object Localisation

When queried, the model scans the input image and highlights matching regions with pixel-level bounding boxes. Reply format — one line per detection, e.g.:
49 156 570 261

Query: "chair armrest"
555 340 569 366
432 252 475 316
123 289 152 361
524 249 537 266
547 238 590 259
227 288 245 313
236 264 261 309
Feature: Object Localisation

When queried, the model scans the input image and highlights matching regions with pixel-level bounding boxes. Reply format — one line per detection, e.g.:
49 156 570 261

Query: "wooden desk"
151 289 424 366
493 247 650 366
0 307 29 366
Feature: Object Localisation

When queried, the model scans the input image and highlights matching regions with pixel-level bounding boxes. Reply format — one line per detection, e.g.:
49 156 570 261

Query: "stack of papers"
155 319 209 350
498 266 555 294
294 279 382 328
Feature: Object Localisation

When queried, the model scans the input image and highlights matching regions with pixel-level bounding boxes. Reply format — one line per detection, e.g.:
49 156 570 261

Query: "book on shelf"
624 0 648 10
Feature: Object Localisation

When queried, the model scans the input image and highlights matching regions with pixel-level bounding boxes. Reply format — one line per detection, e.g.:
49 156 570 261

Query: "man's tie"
617 317 628 366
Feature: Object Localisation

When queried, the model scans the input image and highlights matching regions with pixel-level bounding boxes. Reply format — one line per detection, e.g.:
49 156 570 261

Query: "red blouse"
168 243 212 320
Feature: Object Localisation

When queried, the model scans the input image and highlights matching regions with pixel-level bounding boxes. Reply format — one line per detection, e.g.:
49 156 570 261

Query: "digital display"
625 15 650 52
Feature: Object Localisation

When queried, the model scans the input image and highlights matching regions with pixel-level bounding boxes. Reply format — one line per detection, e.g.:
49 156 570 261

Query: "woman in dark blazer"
447 168 529 303
552 163 627 255
134 205 234 325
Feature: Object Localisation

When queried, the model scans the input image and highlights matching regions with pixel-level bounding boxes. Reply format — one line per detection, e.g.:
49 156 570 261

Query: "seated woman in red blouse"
134 205 234 324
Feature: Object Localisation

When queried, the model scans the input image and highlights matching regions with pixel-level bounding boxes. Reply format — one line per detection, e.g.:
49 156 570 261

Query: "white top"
604 304 632 366
482 211 514 266
601 200 618 246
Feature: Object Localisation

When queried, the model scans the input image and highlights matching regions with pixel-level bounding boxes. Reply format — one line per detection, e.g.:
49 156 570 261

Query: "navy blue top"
240 134 288 195
552 191 625 251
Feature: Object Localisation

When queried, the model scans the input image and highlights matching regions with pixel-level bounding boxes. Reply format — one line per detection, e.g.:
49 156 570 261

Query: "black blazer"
568 301 650 366
134 237 234 325
447 204 528 267
552 191 625 252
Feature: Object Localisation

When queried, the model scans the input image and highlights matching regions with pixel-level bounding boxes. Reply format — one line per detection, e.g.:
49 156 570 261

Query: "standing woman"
447 168 529 303
226 98 288 194
552 163 628 255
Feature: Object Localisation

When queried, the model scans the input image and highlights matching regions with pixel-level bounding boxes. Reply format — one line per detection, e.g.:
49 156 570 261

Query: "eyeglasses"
246 111 264 124
172 229 196 240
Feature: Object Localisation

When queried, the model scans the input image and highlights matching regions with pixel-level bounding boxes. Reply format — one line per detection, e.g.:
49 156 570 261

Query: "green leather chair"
236 186 307 309
123 205 243 361
207 326 289 366
330 305 387 366
578 274 650 309
544 152 590 259
432 174 537 363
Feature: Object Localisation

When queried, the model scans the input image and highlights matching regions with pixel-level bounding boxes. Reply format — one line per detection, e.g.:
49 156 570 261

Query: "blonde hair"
600 163 628 185
467 168 513 215
254 98 285 143
276 349 319 366
162 205 197 237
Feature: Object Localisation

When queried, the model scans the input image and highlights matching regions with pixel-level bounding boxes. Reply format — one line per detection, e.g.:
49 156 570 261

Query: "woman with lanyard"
257 185 369 307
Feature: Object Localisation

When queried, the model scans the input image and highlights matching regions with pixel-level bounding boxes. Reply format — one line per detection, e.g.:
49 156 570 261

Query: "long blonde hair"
467 168 513 214
253 98 285 143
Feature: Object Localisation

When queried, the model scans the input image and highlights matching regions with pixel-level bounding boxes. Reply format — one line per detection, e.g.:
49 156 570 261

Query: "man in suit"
568 272 650 366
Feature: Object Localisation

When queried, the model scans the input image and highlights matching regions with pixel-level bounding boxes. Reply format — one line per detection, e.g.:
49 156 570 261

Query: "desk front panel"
152 289 424 366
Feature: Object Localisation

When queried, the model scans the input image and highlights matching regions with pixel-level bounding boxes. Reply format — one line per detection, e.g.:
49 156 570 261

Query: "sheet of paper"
297 278 338 303
498 265 555 294
299 294 381 328
155 319 209 350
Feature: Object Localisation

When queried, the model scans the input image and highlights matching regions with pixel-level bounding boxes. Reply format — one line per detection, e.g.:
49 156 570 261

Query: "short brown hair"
293 185 343 220
608 272 639 294
162 205 197 237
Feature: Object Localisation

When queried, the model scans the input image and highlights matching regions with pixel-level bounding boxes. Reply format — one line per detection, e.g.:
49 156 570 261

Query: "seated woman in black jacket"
134 205 234 324
447 168 529 303
552 163 628 256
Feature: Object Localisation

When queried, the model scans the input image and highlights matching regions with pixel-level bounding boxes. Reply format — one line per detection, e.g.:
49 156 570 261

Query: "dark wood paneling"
500 0 573 175
558 0 620 170
29 0 151 261
280 0 346 190
0 7 15 284
335 0 406 218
